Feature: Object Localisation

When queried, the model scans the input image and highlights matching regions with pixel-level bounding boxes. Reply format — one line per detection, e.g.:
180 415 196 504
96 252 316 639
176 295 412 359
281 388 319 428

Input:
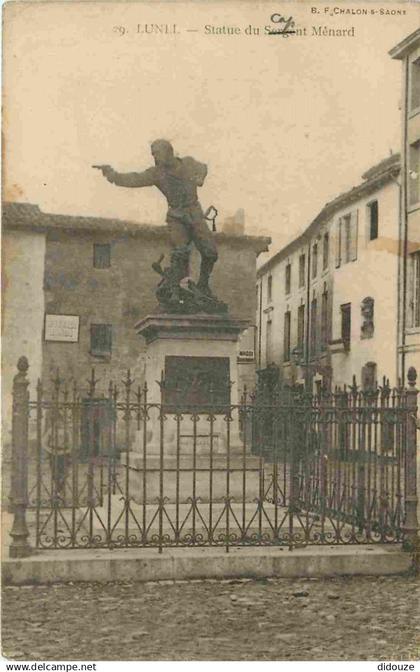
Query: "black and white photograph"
1 0 420 665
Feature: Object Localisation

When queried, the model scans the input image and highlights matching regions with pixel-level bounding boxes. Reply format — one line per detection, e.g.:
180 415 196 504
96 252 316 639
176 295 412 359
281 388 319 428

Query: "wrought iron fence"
7 357 419 557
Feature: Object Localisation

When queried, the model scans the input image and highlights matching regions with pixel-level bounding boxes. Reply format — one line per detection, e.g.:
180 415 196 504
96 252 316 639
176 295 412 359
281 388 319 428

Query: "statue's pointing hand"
92 164 114 179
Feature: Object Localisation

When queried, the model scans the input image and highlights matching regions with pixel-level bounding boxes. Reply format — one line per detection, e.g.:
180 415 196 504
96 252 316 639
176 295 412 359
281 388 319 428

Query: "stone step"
122 453 262 471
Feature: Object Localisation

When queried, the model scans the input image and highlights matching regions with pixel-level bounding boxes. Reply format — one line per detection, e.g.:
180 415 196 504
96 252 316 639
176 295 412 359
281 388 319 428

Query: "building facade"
256 155 401 391
390 28 420 383
2 202 270 442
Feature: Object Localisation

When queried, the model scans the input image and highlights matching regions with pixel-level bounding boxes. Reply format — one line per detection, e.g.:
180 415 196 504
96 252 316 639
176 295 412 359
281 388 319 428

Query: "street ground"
2 575 419 661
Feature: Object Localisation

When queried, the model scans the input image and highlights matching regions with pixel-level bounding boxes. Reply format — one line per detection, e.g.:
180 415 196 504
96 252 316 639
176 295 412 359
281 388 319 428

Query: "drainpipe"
305 241 312 393
401 56 409 386
258 279 263 369
394 172 403 385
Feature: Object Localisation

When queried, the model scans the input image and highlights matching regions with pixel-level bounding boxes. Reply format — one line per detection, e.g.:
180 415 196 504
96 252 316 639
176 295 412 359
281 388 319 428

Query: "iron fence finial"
349 376 358 397
87 368 99 397
17 356 29 374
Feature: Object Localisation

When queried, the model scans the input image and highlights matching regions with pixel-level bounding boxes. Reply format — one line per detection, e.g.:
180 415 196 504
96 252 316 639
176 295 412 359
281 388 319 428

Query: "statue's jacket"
107 156 208 222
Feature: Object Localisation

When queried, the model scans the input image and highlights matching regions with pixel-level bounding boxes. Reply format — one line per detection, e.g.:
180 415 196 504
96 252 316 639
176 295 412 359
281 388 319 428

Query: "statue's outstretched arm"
93 165 156 188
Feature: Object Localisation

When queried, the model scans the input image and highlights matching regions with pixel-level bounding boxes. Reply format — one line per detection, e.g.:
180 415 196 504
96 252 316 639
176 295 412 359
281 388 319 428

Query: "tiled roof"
2 202 271 254
389 28 420 60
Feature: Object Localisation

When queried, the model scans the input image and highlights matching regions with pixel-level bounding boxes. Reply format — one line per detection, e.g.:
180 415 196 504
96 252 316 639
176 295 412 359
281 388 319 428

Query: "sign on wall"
44 314 80 343
238 350 255 363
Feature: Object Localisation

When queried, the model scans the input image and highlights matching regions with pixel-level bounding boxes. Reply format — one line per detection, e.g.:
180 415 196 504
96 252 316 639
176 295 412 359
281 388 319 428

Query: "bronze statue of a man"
94 140 218 299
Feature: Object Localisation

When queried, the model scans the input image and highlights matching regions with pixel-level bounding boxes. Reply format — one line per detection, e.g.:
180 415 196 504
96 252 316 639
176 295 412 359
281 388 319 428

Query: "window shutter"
335 219 342 268
91 324 112 355
350 210 359 261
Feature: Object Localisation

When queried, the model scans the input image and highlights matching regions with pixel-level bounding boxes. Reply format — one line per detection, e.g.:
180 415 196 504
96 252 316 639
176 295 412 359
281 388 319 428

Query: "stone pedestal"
135 313 250 455
121 313 261 503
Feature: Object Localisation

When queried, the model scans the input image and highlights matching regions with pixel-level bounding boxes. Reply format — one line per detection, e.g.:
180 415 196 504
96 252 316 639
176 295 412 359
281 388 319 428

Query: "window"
312 244 318 279
267 275 273 302
93 243 111 269
409 142 420 206
361 362 377 392
321 289 328 351
284 311 291 362
323 233 329 270
310 298 317 357
90 324 112 356
411 57 420 111
285 263 291 295
266 319 273 365
336 212 358 267
367 200 378 241
341 304 351 351
343 215 352 262
411 251 420 328
299 254 306 287
297 304 305 352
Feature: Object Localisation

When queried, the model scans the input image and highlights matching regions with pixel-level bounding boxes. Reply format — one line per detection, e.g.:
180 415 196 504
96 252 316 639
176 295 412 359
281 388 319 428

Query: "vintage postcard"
2 0 420 665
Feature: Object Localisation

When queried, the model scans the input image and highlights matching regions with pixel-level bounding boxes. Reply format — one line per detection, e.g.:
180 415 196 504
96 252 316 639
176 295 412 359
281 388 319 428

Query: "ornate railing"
7 359 419 555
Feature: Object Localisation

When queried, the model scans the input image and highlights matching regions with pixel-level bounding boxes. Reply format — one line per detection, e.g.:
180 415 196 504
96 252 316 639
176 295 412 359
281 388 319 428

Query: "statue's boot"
165 246 190 301
196 256 217 299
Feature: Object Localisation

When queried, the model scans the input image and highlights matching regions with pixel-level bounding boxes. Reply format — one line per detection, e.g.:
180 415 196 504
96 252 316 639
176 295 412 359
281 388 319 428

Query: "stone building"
2 202 270 442
390 28 420 383
256 154 401 391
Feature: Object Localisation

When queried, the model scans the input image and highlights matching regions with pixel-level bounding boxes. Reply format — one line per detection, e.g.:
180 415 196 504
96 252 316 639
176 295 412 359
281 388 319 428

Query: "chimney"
222 209 245 235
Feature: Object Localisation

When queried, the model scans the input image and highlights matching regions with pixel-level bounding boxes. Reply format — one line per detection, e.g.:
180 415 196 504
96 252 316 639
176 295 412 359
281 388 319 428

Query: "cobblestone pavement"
2 575 419 661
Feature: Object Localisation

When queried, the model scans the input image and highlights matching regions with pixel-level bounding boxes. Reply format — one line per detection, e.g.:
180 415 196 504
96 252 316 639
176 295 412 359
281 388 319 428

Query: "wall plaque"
45 314 80 343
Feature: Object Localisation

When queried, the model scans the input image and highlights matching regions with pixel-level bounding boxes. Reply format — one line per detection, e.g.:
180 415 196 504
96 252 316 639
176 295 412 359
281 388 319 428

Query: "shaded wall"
2 229 46 444
42 226 264 395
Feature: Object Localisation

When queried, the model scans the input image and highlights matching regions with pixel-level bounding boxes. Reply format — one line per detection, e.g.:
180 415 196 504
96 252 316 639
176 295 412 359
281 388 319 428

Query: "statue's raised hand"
92 164 113 177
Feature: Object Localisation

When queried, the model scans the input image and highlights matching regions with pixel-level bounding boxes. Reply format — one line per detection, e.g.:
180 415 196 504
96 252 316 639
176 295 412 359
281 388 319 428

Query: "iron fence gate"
7 357 419 557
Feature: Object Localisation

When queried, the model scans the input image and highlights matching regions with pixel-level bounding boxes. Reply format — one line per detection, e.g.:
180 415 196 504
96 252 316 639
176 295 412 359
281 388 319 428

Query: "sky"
3 1 419 257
